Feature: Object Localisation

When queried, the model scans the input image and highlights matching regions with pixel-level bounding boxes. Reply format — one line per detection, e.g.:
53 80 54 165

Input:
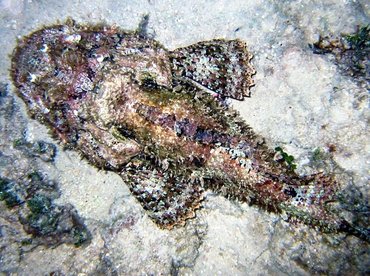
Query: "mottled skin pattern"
10 20 367 240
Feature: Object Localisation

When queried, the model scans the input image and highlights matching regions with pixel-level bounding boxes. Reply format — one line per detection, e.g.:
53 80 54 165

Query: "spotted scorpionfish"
10 20 368 241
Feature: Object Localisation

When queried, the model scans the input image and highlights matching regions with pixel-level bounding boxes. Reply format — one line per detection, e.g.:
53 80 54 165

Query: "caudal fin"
281 174 369 242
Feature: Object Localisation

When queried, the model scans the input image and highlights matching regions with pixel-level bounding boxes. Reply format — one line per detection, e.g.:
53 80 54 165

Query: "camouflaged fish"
10 20 368 241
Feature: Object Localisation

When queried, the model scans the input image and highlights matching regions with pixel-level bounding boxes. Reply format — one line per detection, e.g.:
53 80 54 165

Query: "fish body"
10 21 367 240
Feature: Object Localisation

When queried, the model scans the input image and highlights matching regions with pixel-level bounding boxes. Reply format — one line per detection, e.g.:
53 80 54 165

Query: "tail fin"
281 174 369 242
170 39 255 100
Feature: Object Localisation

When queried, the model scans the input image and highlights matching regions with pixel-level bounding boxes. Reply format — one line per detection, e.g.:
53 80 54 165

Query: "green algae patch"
0 172 90 248
345 25 370 50
275 147 297 171
0 178 22 208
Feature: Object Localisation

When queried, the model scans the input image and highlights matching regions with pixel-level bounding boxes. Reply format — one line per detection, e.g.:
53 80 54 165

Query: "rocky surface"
0 0 369 275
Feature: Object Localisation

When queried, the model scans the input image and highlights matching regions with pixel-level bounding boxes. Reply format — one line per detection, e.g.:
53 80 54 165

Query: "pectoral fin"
170 39 255 100
121 158 204 229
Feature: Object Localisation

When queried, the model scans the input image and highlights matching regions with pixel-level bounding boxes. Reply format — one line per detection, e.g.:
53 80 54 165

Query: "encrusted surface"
10 20 367 241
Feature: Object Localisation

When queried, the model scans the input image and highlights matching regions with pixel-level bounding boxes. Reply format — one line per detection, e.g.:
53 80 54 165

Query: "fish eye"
142 77 159 90
138 72 159 90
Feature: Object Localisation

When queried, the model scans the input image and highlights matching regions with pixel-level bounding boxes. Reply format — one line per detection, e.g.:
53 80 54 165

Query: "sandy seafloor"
0 0 369 275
